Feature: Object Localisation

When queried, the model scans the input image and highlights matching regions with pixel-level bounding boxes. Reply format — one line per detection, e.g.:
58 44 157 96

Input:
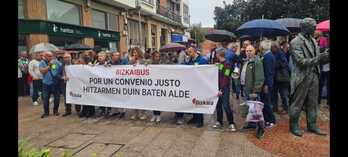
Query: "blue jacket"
39 59 63 85
262 51 276 87
187 54 208 65
275 50 290 73
225 48 235 64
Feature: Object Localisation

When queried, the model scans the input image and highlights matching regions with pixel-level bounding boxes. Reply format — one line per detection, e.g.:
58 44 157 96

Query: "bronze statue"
289 18 329 137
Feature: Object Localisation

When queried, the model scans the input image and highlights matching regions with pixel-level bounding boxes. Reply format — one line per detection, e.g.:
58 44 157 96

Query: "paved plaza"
18 96 329 157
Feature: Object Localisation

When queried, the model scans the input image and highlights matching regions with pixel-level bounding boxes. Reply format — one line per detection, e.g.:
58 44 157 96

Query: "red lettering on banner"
115 69 150 76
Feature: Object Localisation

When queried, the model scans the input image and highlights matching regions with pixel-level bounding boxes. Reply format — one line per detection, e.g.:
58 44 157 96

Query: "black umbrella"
275 18 302 33
205 29 236 42
64 43 92 51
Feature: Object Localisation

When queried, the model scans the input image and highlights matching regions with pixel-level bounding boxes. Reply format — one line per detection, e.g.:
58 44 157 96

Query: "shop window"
49 36 82 49
94 40 117 52
108 14 118 31
128 20 146 48
18 35 27 55
46 0 81 25
92 9 107 30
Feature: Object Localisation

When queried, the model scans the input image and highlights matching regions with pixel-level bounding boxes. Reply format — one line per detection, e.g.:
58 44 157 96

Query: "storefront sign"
19 19 120 41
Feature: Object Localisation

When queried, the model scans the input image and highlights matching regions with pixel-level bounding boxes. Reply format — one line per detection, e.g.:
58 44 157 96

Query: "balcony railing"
156 6 182 24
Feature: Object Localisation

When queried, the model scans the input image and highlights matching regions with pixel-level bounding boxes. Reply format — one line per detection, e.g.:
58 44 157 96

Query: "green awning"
18 19 120 41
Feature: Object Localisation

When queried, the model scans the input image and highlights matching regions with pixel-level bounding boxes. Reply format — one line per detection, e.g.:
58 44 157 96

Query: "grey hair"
215 48 227 57
260 40 272 52
271 41 280 49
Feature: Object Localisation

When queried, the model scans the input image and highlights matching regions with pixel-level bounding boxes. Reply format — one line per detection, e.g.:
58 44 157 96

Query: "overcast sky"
189 0 235 27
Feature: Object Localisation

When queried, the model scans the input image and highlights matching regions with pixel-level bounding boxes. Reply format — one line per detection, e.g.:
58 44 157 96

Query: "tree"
214 0 330 32
190 24 206 44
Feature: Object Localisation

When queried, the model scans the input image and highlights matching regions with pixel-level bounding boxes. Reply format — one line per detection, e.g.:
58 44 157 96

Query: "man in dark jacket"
260 40 276 128
185 46 208 128
271 41 290 114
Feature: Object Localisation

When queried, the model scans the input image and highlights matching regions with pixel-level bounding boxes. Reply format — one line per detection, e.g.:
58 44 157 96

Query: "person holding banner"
107 52 127 119
185 46 208 128
94 51 112 118
212 48 237 132
149 51 162 123
129 47 148 120
78 55 94 118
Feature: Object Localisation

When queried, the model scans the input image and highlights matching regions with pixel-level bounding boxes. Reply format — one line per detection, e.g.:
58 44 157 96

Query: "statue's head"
300 18 317 36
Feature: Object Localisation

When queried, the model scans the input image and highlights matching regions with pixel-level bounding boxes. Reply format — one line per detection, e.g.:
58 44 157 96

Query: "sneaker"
53 112 60 116
139 114 147 120
155 116 161 123
150 116 157 122
212 122 223 129
265 122 275 128
49 97 54 104
119 112 126 119
33 101 39 106
228 124 237 132
195 123 204 128
176 119 184 125
256 127 265 139
62 112 71 117
130 115 137 120
41 113 49 118
37 96 41 103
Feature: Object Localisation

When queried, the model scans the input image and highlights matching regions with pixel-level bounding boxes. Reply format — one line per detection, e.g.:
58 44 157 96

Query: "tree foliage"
190 24 206 44
214 0 329 31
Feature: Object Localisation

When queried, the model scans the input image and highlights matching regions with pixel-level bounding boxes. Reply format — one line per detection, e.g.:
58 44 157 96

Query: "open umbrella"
64 43 92 51
316 20 330 32
205 29 236 42
159 43 186 52
275 18 302 33
29 43 59 54
236 19 290 38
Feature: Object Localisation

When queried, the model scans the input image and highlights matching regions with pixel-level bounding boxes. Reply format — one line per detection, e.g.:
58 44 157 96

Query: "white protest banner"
66 64 218 114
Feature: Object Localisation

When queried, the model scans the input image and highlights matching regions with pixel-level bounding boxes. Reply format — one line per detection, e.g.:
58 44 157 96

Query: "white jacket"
28 59 43 79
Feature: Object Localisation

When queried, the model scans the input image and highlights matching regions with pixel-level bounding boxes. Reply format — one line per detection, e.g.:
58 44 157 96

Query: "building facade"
18 0 190 54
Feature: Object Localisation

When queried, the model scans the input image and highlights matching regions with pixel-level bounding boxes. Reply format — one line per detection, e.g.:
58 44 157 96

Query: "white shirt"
240 61 249 85
322 63 330 72
18 66 22 78
28 59 43 79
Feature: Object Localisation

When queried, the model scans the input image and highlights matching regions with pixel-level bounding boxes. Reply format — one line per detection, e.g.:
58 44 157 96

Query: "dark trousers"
18 75 30 96
60 80 81 113
81 105 95 117
32 80 42 102
319 71 330 105
260 86 276 124
272 82 290 112
240 85 245 97
175 112 184 119
99 107 111 113
193 114 204 125
231 79 241 97
216 87 234 125
42 83 60 114
153 111 161 115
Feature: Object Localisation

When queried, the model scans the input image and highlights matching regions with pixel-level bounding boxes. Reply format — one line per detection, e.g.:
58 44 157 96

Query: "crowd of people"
18 25 329 139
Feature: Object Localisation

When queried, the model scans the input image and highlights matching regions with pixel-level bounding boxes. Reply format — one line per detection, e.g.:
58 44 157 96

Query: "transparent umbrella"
29 43 59 54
